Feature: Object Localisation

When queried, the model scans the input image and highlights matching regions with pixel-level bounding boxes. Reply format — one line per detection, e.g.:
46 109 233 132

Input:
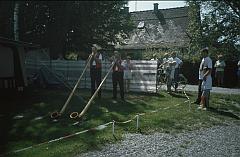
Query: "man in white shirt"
90 44 102 98
162 53 176 93
111 51 125 101
193 47 212 106
172 52 183 92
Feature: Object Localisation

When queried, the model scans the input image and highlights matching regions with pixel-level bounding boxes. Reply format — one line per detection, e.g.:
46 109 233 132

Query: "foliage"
200 1 240 60
187 1 203 59
0 1 134 58
0 1 15 38
187 0 240 61
142 47 181 60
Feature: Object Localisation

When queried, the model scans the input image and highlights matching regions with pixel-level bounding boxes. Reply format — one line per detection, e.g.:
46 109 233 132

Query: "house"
0 37 39 92
116 4 190 59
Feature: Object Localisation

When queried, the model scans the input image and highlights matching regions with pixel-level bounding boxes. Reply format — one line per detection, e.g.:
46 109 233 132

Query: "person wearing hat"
111 51 125 100
90 44 102 98
214 54 226 87
193 47 212 105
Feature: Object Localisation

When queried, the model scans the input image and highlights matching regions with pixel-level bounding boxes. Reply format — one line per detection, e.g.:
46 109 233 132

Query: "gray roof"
116 7 190 50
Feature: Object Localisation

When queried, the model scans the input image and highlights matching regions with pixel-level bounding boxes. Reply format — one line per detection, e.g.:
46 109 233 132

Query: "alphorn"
51 54 93 119
70 60 116 119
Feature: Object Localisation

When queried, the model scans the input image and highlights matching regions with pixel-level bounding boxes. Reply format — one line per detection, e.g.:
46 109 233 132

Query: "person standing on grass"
214 54 226 87
123 56 133 93
172 52 183 92
90 44 102 99
198 66 212 110
111 51 125 101
193 47 212 105
162 52 176 93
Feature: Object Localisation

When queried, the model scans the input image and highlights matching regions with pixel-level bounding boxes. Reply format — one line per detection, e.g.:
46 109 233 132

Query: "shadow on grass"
169 92 188 98
0 87 88 155
0 87 193 156
207 107 240 120
86 99 149 123
0 89 36 154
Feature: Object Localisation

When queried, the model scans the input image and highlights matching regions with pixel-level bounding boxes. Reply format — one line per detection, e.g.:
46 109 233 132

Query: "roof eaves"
0 37 40 48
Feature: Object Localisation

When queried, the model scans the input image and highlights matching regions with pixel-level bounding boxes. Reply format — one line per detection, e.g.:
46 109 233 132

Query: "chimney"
154 3 159 12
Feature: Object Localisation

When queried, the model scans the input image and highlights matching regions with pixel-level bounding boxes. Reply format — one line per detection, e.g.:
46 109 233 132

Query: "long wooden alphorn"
70 60 116 119
51 54 93 118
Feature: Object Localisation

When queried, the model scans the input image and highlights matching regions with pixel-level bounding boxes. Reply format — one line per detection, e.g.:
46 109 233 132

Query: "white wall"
25 59 158 93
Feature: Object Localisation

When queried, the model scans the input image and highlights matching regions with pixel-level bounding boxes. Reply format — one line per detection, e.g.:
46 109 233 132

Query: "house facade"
116 4 190 59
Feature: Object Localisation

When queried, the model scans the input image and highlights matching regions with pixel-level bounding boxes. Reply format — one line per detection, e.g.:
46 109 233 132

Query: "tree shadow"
168 92 189 99
0 90 34 154
207 107 240 120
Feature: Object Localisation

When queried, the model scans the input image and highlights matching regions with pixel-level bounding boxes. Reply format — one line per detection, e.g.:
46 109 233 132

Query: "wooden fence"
25 59 158 93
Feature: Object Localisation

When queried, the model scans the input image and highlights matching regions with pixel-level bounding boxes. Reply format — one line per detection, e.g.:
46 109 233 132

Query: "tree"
0 1 15 38
187 0 240 61
0 1 134 58
187 1 203 61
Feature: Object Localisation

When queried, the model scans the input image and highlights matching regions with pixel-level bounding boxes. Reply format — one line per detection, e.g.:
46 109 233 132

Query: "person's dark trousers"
112 71 124 99
90 67 102 98
174 68 180 89
196 79 203 104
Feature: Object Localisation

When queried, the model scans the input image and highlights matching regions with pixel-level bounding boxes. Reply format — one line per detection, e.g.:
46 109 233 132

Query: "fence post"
136 114 139 130
188 100 191 111
112 120 115 135
84 60 86 89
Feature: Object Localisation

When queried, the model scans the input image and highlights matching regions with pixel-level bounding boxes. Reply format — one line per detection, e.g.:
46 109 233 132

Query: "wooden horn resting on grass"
70 60 116 119
50 54 93 119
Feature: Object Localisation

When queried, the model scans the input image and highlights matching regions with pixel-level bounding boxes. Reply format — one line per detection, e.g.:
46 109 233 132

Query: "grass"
0 88 239 157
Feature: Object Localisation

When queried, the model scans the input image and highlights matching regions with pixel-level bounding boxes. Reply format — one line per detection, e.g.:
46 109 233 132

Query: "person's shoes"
197 106 203 110
202 107 207 111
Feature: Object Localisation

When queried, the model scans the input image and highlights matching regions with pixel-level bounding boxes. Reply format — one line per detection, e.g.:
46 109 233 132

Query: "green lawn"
1 88 239 157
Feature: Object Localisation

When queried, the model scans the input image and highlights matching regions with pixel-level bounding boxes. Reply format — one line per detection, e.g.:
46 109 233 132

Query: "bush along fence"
25 59 158 93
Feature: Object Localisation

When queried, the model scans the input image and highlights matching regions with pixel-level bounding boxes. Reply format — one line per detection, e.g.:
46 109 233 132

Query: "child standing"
123 56 133 93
